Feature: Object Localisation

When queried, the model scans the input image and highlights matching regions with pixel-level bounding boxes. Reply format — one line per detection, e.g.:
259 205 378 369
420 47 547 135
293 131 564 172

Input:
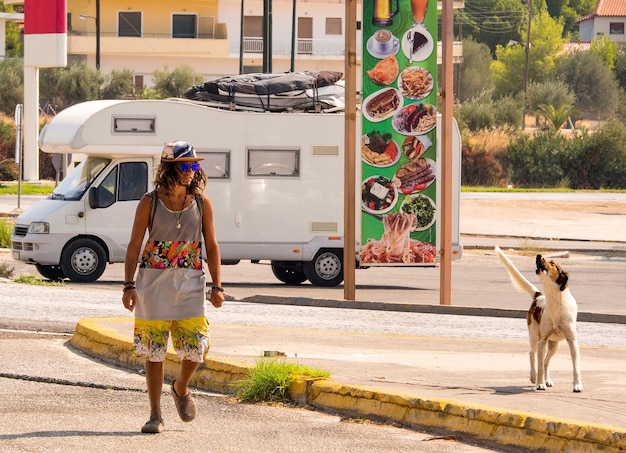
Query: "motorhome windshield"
50 157 111 200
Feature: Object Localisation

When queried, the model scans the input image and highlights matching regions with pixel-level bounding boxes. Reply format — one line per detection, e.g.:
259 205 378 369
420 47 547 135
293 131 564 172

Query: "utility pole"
522 0 532 129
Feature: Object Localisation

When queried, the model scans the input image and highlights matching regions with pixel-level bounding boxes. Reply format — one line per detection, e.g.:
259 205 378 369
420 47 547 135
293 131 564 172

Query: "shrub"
461 144 503 186
508 130 569 187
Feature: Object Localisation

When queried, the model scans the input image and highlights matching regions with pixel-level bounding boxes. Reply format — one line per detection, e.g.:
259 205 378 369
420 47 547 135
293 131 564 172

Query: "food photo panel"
361 0 438 265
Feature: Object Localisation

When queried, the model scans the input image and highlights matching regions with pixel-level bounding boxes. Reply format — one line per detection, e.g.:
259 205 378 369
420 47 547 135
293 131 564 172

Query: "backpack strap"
149 191 203 232
149 190 158 232
195 193 203 221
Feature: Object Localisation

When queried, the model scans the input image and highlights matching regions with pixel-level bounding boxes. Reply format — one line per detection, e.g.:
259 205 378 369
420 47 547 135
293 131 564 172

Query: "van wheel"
60 238 107 283
304 249 343 287
35 264 66 281
271 262 307 285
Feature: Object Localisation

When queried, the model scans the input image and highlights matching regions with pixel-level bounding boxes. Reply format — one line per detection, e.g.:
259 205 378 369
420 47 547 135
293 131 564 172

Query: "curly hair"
153 162 208 194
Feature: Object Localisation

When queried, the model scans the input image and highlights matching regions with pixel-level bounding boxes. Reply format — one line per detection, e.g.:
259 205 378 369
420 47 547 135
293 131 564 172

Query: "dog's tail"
495 246 540 297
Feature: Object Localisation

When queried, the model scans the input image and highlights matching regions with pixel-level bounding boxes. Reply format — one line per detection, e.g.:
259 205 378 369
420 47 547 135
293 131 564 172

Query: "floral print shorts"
134 316 210 363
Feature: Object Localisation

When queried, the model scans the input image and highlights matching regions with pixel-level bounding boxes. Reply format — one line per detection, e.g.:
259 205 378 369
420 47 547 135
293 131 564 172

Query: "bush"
456 98 495 131
461 144 503 186
508 130 569 187
567 118 626 189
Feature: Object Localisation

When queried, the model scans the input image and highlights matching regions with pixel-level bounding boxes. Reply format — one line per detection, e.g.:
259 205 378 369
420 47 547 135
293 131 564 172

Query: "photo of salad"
400 193 436 231
362 175 398 214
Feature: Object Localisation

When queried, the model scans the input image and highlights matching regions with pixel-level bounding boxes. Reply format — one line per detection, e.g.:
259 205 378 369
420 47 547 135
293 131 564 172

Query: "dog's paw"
573 383 583 393
536 384 547 391
545 379 553 387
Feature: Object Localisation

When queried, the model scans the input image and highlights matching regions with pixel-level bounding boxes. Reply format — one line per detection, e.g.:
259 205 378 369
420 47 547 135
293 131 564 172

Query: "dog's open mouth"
535 254 546 274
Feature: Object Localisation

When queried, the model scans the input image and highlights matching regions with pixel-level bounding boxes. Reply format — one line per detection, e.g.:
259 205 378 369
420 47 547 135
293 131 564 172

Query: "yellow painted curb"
72 318 626 453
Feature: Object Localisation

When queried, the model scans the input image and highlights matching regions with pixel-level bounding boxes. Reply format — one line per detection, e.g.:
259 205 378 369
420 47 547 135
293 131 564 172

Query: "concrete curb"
71 317 626 453
240 295 626 325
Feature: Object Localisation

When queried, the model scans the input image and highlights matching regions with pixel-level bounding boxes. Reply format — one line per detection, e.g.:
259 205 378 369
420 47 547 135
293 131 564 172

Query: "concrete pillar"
23 66 40 181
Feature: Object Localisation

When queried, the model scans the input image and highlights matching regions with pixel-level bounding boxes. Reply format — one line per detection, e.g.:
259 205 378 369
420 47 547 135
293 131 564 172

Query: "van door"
85 160 149 262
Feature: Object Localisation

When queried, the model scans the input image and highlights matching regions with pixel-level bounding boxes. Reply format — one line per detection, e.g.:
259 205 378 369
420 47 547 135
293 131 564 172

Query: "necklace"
168 193 188 229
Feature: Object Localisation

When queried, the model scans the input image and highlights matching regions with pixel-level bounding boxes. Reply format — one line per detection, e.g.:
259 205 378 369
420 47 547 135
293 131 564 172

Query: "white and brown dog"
495 246 583 392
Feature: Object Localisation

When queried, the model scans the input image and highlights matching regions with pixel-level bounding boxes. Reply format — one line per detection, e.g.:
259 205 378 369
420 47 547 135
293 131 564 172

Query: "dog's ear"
556 270 569 291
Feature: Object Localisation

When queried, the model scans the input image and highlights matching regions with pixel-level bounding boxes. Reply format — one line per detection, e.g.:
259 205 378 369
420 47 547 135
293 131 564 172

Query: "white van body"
11 98 462 285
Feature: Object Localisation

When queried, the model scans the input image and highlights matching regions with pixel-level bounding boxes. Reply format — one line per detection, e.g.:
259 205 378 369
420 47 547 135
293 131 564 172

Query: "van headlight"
28 222 50 234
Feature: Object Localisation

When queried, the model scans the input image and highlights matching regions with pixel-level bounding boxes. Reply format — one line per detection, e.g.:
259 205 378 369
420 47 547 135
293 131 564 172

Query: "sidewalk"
69 316 626 452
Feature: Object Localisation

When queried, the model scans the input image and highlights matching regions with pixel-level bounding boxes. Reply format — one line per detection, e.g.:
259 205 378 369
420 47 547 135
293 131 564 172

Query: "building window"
119 11 141 37
243 16 263 53
133 75 144 90
173 14 197 38
326 17 342 35
609 22 625 35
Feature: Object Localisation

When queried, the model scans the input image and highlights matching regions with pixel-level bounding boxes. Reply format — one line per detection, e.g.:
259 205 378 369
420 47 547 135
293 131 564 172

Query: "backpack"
149 190 203 231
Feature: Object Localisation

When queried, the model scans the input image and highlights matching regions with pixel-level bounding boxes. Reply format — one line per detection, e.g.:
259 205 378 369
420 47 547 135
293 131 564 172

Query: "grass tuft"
14 274 65 286
234 358 329 404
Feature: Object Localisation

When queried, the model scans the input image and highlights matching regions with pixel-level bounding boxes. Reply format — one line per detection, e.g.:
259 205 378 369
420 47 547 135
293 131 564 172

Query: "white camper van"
11 97 462 286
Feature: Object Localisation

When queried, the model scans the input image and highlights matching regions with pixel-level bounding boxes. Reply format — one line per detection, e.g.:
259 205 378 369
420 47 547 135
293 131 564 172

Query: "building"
7 0 462 88
577 0 626 43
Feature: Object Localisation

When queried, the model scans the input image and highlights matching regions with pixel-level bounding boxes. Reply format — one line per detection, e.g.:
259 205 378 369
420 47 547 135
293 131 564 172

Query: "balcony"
69 32 230 58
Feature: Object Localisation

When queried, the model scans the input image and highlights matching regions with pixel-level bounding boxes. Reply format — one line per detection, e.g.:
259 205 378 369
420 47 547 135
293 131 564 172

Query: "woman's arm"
201 194 224 308
122 194 151 312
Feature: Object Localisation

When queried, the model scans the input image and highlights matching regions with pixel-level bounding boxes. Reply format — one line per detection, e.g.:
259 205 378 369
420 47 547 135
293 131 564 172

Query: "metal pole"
239 0 244 74
95 0 100 70
343 0 356 301
14 104 23 210
290 0 296 72
440 0 454 306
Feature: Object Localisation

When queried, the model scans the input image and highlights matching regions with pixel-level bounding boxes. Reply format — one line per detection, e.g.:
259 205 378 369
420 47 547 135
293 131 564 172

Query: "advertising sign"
361 0 438 265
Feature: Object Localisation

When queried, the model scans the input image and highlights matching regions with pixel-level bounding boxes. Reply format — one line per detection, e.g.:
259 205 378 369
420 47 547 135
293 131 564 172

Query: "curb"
240 295 626 325
71 317 626 453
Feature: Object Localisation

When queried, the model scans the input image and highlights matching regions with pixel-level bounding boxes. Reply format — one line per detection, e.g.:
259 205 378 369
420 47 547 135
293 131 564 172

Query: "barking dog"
495 246 583 392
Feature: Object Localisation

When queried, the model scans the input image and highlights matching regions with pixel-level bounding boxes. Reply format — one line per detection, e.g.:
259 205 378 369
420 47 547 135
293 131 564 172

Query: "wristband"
123 286 136 292
211 286 224 293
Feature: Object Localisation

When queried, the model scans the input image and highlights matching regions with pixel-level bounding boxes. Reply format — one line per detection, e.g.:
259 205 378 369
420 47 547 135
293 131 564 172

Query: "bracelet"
211 286 224 293
123 281 135 287
123 286 136 292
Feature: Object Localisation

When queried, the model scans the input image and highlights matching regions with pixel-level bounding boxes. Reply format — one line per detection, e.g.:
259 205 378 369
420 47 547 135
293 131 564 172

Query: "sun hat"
161 140 204 163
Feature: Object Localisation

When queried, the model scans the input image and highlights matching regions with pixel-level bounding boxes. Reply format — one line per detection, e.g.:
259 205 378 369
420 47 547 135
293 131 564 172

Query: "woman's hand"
208 289 224 308
122 288 137 312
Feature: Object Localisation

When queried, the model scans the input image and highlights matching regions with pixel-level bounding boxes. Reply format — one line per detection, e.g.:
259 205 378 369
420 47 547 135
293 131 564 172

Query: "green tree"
590 34 618 70
526 80 575 128
457 38 493 102
55 63 103 108
556 50 619 120
101 68 135 99
152 64 202 98
491 10 564 98
0 58 23 114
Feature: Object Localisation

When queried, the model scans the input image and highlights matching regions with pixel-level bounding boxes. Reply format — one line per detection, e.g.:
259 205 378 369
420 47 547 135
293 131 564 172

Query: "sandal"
141 414 164 434
171 380 197 422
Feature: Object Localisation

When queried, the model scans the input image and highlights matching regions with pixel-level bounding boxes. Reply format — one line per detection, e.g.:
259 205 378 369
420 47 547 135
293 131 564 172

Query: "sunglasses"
178 162 200 172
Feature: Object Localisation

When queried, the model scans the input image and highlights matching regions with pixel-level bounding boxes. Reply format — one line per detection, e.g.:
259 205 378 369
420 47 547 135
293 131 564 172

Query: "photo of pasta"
361 212 436 264
398 67 433 100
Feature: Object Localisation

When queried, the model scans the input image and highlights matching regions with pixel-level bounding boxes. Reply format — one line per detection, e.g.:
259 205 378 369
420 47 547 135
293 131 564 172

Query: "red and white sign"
24 0 67 67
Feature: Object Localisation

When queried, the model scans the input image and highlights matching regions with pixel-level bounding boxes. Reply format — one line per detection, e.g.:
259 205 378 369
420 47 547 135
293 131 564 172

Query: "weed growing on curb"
234 358 329 403
14 274 64 286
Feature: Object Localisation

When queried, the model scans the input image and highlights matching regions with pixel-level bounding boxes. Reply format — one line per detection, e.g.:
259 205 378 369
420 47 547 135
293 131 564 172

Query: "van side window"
247 148 300 177
198 151 230 180
97 166 117 208
119 162 148 201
